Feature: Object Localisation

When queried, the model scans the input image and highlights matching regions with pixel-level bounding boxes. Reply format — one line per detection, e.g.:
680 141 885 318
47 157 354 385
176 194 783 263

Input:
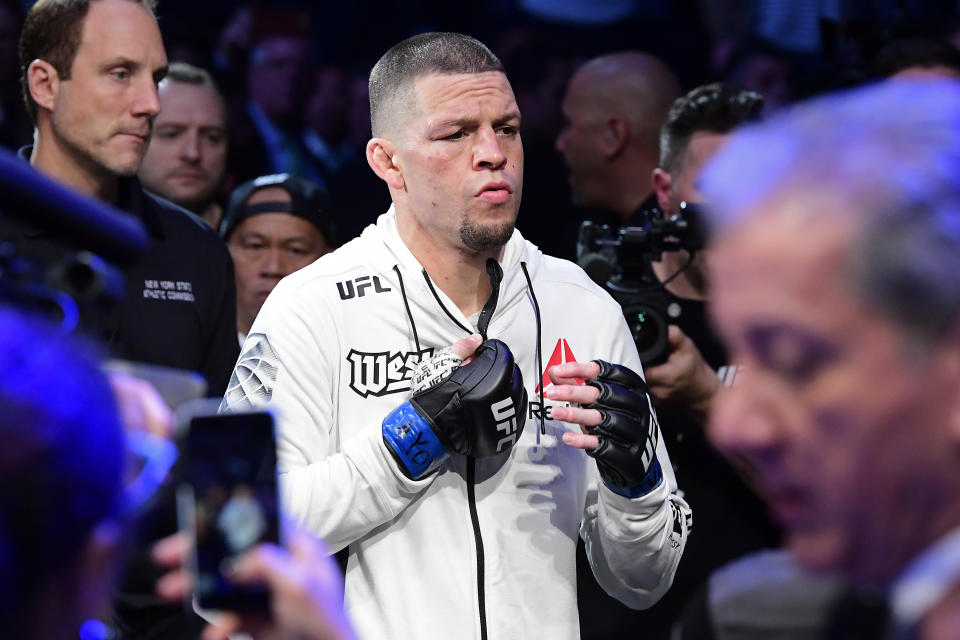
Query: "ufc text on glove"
382 339 528 480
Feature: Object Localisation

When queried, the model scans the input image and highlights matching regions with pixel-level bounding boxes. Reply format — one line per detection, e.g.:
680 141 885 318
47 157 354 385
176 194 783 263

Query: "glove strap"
604 458 663 498
382 402 448 480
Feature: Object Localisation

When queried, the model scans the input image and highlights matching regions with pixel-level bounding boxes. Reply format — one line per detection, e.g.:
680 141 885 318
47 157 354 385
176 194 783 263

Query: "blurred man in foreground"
704 79 960 638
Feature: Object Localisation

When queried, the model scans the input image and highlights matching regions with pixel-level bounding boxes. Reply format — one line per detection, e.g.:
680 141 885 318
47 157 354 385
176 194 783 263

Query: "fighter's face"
138 81 227 211
393 71 523 254
709 195 960 586
49 0 167 177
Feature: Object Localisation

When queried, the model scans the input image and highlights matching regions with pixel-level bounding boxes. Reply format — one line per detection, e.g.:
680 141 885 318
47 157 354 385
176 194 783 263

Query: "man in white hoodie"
223 32 690 640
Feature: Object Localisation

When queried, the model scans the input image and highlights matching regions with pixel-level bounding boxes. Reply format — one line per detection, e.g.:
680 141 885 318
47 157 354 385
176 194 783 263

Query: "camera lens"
622 302 669 365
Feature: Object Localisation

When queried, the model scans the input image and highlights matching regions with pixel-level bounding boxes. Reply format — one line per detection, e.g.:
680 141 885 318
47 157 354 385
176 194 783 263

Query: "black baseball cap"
220 174 336 245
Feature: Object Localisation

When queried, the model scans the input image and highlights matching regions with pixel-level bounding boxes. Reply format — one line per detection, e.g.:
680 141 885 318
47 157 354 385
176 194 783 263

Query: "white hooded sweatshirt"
223 208 691 640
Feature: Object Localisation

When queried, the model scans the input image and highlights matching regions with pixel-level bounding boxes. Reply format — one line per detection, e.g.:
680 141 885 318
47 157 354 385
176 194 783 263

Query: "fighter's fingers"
550 404 603 427
450 333 483 360
543 384 600 405
561 431 600 450
548 360 601 385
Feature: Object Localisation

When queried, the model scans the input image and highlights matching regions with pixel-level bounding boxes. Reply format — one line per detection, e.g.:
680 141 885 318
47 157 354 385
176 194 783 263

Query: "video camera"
577 202 707 366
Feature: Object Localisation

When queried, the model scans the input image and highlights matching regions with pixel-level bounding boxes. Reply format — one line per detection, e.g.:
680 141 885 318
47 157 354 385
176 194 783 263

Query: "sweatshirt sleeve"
580 307 692 609
221 281 433 552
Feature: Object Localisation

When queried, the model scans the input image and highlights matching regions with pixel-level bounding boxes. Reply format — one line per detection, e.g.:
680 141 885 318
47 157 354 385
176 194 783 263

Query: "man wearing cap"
221 174 335 344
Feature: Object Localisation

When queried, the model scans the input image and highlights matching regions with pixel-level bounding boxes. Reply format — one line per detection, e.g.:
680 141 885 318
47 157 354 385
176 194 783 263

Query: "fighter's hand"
644 325 720 421
543 361 603 450
382 335 527 479
546 360 663 495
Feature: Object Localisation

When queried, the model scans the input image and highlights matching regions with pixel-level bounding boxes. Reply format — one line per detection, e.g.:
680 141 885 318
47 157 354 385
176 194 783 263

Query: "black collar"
17 145 165 240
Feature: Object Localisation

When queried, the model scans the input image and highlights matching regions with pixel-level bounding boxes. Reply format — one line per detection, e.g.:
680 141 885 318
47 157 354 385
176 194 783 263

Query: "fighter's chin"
459 219 515 252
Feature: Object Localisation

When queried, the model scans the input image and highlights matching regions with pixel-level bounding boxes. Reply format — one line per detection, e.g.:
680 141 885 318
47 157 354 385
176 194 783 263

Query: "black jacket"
1 148 239 396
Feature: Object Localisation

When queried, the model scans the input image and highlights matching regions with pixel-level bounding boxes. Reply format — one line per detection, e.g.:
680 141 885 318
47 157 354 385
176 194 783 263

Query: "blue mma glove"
382 339 527 479
584 360 663 497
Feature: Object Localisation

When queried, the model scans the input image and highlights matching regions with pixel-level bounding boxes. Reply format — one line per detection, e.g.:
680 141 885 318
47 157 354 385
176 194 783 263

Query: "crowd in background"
2 0 960 258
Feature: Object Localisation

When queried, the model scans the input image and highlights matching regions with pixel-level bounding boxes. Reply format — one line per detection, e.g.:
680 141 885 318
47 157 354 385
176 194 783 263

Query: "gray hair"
368 32 504 137
702 80 960 347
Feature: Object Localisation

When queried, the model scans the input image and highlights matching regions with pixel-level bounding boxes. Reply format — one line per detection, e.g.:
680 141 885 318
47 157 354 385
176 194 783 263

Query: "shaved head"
368 32 504 139
568 52 680 147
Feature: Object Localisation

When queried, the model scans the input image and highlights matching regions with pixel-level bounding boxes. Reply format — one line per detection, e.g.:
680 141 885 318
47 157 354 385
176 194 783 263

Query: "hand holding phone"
179 411 279 612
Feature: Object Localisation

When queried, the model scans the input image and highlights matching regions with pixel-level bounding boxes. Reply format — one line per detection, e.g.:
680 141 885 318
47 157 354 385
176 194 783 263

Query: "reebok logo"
536 338 583 393
491 397 519 452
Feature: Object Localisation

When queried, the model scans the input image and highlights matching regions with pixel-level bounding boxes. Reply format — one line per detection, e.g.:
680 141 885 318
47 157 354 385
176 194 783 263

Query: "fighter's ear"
652 168 672 214
366 137 405 191
27 59 59 115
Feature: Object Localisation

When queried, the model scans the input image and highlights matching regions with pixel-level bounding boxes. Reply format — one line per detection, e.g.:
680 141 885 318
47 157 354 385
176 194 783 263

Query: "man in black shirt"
556 51 680 230
4 1 240 637
8 0 238 396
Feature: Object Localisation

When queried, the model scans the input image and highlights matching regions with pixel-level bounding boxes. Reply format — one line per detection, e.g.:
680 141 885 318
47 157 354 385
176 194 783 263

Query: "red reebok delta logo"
536 338 584 393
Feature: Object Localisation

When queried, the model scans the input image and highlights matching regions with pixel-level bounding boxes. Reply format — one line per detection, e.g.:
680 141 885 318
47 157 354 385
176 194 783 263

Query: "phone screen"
183 411 279 611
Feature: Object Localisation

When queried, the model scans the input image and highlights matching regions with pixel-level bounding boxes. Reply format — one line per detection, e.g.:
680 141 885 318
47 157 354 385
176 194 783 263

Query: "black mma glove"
584 360 663 498
382 339 527 479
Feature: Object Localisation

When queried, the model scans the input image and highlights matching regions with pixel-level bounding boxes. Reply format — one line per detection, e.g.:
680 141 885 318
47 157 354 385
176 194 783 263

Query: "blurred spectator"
220 174 334 343
228 20 324 187
556 51 680 229
153 528 358 640
138 62 229 229
302 65 390 242
721 38 798 114
873 36 960 80
0 0 29 150
303 66 354 177
704 78 960 640
0 309 125 640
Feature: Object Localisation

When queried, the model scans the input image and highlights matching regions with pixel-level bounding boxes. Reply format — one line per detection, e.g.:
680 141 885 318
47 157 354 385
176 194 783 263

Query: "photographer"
609 83 782 638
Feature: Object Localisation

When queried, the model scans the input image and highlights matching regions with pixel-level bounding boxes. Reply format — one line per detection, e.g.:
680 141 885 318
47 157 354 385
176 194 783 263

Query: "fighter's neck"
398 217 502 318
31 131 119 204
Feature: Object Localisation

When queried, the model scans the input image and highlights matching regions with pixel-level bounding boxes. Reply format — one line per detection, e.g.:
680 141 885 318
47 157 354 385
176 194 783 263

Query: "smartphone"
179 411 280 611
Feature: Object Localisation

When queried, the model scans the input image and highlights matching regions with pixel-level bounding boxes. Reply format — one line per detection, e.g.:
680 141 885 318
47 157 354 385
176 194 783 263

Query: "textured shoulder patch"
222 333 281 411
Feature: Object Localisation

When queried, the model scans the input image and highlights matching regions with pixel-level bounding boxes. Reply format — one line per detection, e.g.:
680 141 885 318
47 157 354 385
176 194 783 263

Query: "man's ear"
27 59 60 115
366 138 405 191
652 168 673 214
601 117 628 159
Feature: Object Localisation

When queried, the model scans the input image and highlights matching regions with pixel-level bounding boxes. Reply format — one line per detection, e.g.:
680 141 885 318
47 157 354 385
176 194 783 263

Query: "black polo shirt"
0 148 239 396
